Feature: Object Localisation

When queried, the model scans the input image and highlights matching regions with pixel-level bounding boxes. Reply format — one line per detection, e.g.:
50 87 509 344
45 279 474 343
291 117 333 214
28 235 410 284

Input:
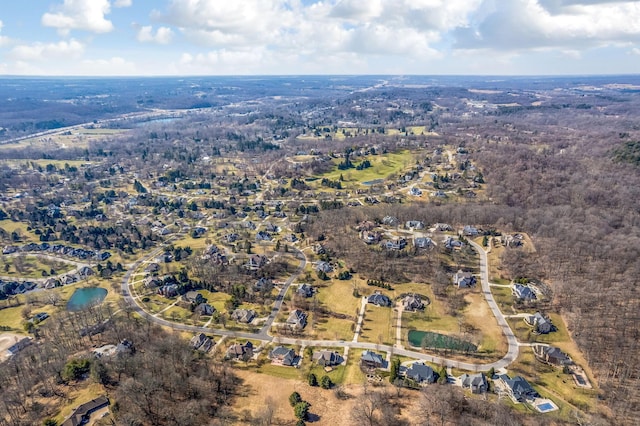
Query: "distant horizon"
1 73 640 79
1 1 639 76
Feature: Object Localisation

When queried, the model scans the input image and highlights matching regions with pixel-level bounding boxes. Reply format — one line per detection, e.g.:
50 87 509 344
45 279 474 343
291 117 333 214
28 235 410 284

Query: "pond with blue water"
66 287 108 311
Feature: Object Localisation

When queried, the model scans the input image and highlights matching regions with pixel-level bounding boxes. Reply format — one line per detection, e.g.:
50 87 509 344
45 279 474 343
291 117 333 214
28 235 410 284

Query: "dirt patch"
231 369 360 425
0 332 26 361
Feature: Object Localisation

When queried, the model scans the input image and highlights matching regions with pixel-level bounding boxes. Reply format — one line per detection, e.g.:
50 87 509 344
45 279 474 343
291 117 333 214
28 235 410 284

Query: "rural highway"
120 232 522 372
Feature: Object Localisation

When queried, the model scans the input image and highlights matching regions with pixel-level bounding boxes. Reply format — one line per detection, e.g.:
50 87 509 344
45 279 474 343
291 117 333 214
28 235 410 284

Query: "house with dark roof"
315 261 333 273
286 309 307 330
512 284 536 302
247 255 269 270
231 308 256 324
402 294 425 311
414 237 434 249
384 238 407 250
312 350 343 367
453 270 477 288
296 283 314 298
254 277 273 292
226 341 254 361
433 223 453 232
462 225 480 236
497 375 539 402
367 291 391 307
460 372 488 394
525 312 553 334
183 291 205 305
405 362 439 384
190 333 214 352
444 236 464 250
405 220 425 230
61 395 110 426
533 345 572 367
269 346 297 366
360 350 384 370
382 216 399 226
194 303 215 316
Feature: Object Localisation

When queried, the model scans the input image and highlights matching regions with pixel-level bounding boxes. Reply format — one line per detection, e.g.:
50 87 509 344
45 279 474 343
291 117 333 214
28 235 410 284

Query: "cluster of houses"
4 243 110 261
0 265 95 297
201 245 227 264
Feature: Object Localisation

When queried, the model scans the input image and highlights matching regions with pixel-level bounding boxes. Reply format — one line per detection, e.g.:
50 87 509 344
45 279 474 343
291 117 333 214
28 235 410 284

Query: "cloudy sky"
0 0 639 76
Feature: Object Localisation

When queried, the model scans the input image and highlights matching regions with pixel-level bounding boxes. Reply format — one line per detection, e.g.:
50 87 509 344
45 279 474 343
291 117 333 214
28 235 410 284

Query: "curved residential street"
120 233 522 372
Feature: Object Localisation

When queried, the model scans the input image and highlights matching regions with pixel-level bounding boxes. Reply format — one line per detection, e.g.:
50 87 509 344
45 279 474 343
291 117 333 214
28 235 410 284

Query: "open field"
0 255 76 279
360 305 394 346
315 277 361 317
317 150 416 186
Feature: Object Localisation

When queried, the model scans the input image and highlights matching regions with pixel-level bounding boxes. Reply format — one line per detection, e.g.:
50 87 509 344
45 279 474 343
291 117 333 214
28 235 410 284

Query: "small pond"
66 287 108 311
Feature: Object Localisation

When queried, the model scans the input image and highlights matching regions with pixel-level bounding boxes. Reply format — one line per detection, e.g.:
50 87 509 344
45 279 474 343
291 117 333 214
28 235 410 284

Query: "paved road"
120 234 521 372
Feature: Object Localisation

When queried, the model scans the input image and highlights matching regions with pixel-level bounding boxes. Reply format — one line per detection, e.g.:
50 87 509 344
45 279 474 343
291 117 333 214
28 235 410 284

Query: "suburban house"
382 216 399 227
453 270 477 288
405 362 439 384
460 373 488 394
497 374 539 402
296 283 314 298
315 261 333 273
384 238 407 250
356 220 376 231
402 294 425 311
6 336 32 357
360 350 384 370
526 312 553 334
533 345 572 367
512 284 536 302
361 230 382 244
269 346 297 366
226 341 254 361
254 277 273 292
409 187 422 196
158 284 179 298
502 234 524 248
183 291 205 304
312 350 343 367
247 255 269 270
444 236 464 250
231 308 256 324
144 276 160 288
462 225 480 236
190 333 214 353
414 237 434 249
367 291 392 307
286 309 307 330
61 395 110 426
144 263 159 273
256 231 272 241
433 223 453 232
405 220 425 230
194 303 215 316
78 266 95 278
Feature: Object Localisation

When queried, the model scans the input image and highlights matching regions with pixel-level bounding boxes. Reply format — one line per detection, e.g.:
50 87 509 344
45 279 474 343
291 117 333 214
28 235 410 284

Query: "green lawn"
315 150 416 187
0 255 75 279
360 305 394 346
342 348 368 385
257 363 303 381
315 278 361 317
310 315 354 341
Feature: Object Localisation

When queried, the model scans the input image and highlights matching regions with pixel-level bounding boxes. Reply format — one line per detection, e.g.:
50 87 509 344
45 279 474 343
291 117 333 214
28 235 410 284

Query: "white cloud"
0 20 11 47
114 0 132 7
631 47 640 56
454 0 640 52
9 39 85 61
42 0 114 35
79 57 137 75
137 26 174 44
